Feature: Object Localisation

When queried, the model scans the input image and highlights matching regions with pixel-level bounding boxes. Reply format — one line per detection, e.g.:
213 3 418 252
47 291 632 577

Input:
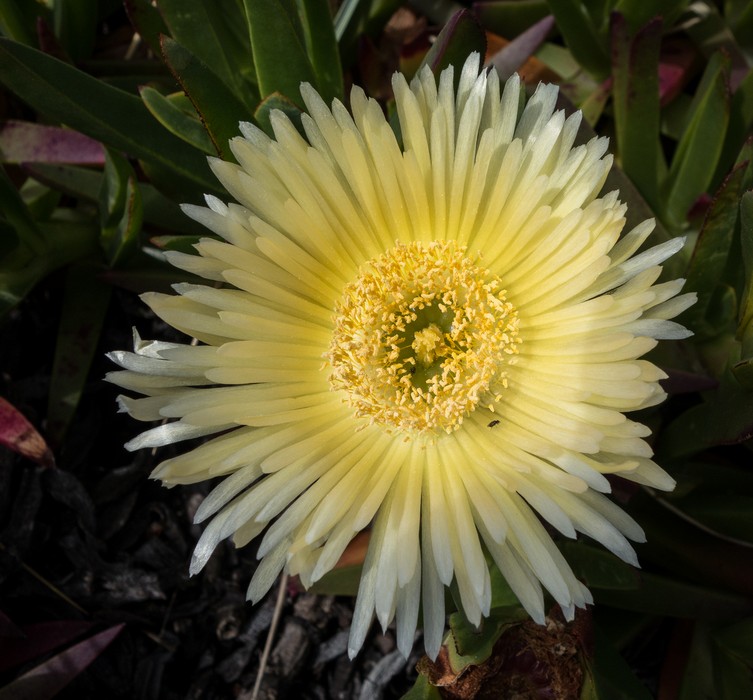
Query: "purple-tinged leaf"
0 624 123 700
0 397 54 468
0 621 93 674
487 15 554 80
0 121 104 165
658 39 698 107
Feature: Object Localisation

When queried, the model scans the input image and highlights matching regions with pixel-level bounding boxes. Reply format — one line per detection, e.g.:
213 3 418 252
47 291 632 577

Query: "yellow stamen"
324 241 521 436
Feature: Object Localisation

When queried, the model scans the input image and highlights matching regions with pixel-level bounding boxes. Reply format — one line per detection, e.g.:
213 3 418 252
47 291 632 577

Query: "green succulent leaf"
140 87 215 155
254 92 304 137
243 0 317 105
544 0 610 80
157 0 258 109
400 674 443 700
99 148 143 268
298 0 343 103
161 36 253 159
661 51 731 228
0 38 217 194
682 142 752 340
611 14 662 214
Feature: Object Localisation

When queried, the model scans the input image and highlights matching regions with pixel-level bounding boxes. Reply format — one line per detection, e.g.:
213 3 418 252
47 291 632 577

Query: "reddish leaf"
0 121 105 165
0 624 124 700
0 397 54 468
0 621 93 674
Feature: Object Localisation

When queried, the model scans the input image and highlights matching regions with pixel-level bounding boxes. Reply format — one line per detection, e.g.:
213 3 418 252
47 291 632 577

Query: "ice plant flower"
108 54 695 660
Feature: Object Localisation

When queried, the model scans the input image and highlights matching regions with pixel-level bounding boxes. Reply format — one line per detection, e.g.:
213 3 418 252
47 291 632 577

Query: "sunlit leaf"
0 39 217 193
157 0 257 109
400 674 442 700
299 0 343 102
161 37 252 159
243 0 316 104
140 87 215 155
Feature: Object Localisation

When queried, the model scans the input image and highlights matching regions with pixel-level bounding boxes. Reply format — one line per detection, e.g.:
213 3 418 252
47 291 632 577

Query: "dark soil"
0 280 421 699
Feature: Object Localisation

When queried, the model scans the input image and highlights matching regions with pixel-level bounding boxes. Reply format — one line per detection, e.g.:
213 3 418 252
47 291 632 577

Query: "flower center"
325 241 521 435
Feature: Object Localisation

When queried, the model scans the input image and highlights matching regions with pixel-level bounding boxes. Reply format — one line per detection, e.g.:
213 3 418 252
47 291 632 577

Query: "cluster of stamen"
325 241 521 435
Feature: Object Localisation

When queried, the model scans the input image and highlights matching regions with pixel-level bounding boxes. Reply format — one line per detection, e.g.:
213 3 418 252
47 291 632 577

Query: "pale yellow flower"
108 54 694 659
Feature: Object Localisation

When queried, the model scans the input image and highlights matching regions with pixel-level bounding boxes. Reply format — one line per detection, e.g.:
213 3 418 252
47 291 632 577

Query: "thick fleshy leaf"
611 14 662 213
25 163 200 235
139 87 215 155
681 142 752 340
545 0 610 80
401 674 443 700
161 36 252 159
659 365 753 460
0 397 54 468
0 624 123 700
487 14 555 81
99 148 143 267
253 92 304 137
52 0 97 61
243 0 316 104
0 38 217 193
0 620 93 674
561 542 640 591
613 0 689 33
298 0 343 102
420 10 486 79
0 166 46 255
46 265 112 446
714 66 753 185
0 121 104 165
0 1 36 45
594 572 752 619
157 0 257 109
627 490 753 598
661 51 731 227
